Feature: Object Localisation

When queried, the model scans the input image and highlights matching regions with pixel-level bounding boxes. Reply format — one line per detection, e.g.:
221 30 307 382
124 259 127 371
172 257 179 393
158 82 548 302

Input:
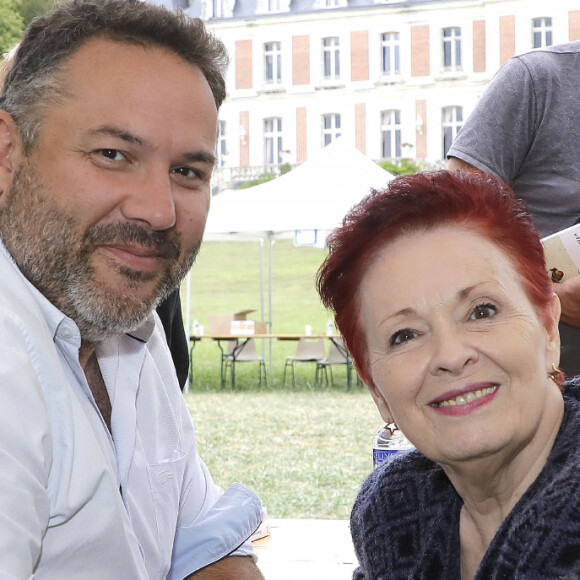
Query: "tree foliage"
14 0 55 28
0 0 23 55
238 162 293 189
377 158 424 176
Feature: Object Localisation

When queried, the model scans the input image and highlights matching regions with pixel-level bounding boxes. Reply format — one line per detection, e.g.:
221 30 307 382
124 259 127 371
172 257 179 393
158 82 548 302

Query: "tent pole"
259 238 265 323
268 232 274 372
184 270 192 394
258 238 268 374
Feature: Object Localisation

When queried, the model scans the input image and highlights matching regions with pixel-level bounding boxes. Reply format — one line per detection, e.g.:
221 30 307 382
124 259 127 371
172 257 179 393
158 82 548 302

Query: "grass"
186 391 381 519
180 237 385 518
183 237 337 391
184 236 330 332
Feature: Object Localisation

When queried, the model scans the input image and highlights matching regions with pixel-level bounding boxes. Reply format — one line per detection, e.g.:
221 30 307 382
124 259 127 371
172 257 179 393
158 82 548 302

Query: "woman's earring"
385 418 399 435
548 362 565 392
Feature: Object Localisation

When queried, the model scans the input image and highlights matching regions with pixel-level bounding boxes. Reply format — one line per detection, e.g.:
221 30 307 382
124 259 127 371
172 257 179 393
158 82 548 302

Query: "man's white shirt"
0 240 261 579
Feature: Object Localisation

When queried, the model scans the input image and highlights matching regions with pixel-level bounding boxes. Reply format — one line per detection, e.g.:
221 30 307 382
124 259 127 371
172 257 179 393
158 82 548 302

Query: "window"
322 114 341 146
381 110 401 159
267 0 281 12
532 17 552 48
381 32 400 77
264 118 283 164
322 37 340 80
217 120 227 167
211 0 224 17
264 42 282 85
442 106 463 158
442 27 462 72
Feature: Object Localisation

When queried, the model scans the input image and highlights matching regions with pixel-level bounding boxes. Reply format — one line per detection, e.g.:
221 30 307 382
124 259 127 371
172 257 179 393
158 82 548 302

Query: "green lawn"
180 237 385 519
186 391 381 519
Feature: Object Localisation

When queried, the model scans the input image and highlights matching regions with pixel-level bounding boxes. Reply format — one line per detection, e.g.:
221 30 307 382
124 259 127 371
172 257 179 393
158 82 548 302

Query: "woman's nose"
428 329 478 376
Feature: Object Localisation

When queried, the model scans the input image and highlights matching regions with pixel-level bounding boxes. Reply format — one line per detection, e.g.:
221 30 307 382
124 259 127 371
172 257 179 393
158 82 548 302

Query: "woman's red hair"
316 170 555 388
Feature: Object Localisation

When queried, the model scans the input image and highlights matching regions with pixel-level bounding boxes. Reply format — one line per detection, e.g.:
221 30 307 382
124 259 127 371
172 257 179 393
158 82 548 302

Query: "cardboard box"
209 310 267 335
253 320 267 334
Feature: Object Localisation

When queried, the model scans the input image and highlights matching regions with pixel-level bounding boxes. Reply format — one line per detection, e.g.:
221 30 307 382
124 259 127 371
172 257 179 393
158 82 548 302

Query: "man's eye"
98 149 124 161
171 166 210 189
470 303 497 320
172 167 198 178
390 328 418 346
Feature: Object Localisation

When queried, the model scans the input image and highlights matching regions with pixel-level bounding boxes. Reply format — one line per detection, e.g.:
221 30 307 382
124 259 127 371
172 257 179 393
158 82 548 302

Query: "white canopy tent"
184 138 394 365
204 137 394 235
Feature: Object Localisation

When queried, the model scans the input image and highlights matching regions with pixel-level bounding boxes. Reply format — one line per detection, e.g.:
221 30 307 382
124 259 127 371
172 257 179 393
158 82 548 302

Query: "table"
188 334 354 390
253 518 358 580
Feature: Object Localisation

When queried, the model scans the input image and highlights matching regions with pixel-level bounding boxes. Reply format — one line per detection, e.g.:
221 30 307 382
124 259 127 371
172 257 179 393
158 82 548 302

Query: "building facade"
150 0 580 190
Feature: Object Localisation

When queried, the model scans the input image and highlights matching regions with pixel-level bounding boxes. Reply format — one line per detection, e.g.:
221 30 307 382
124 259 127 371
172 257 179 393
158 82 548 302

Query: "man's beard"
0 159 200 342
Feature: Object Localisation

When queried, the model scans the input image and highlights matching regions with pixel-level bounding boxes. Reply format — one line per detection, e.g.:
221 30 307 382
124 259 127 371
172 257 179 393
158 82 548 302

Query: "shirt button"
59 324 75 339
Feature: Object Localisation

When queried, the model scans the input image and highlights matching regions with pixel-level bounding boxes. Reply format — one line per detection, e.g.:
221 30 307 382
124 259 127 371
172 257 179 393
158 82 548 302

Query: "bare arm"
553 277 580 327
188 556 265 579
446 156 484 174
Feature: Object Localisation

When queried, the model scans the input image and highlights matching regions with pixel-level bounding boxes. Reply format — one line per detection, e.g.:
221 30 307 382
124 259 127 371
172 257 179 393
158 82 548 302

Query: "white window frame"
532 17 553 48
381 110 402 159
442 106 463 159
217 120 227 167
322 114 341 146
264 117 283 165
442 27 462 72
211 0 224 17
381 32 400 77
264 42 282 85
322 37 340 80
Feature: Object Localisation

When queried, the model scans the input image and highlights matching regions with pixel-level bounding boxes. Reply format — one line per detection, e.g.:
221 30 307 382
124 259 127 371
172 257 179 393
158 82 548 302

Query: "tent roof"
204 138 394 237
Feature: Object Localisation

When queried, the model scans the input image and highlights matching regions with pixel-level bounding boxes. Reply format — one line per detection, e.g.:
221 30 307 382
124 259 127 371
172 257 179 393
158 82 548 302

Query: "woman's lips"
429 383 500 415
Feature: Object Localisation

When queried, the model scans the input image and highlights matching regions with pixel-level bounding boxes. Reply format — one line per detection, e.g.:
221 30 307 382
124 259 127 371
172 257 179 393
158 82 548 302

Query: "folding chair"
224 338 267 389
282 338 325 387
315 338 350 387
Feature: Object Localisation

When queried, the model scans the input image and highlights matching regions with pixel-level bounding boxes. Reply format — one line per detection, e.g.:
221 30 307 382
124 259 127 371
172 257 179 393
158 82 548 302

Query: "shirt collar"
127 316 156 343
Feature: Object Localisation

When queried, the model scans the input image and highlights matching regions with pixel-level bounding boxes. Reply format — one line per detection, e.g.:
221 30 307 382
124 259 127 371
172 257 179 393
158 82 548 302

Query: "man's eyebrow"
182 151 217 168
89 125 145 146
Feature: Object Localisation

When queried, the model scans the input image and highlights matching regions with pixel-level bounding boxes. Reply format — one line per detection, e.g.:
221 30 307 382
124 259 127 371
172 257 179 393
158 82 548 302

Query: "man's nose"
120 170 176 231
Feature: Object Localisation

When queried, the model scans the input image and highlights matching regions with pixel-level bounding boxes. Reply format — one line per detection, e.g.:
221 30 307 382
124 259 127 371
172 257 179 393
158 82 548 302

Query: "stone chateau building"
148 0 580 192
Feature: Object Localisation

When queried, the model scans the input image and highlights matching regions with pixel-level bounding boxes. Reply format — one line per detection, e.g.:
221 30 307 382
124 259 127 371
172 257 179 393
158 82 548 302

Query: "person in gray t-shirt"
448 41 580 377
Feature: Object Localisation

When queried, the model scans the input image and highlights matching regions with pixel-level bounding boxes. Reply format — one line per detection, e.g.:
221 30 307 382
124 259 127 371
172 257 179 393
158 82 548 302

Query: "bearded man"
0 0 264 578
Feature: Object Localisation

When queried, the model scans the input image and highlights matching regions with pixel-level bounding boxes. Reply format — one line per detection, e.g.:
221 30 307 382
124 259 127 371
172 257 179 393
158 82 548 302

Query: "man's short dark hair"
0 0 228 150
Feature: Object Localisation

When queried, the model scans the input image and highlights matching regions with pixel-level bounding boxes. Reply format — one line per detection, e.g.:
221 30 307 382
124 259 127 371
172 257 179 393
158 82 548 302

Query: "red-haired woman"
317 170 580 579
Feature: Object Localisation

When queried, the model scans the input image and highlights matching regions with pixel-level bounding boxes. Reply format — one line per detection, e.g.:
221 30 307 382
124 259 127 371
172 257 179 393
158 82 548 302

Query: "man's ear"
0 111 22 202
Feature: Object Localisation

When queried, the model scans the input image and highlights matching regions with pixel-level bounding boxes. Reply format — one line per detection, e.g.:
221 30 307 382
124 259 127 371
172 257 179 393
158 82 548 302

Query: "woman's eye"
470 303 497 320
390 328 418 346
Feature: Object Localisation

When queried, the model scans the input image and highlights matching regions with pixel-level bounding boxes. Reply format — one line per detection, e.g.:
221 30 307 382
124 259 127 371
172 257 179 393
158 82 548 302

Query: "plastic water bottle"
192 320 200 337
373 424 414 468
326 320 333 336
